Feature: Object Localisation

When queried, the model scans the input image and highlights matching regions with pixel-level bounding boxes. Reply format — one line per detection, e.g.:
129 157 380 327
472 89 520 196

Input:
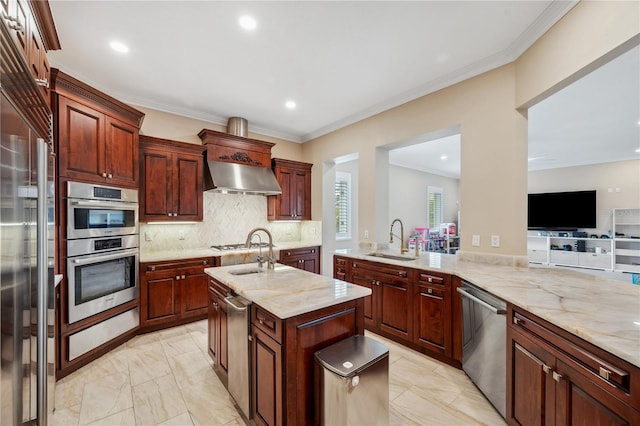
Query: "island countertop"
335 248 640 368
204 263 371 319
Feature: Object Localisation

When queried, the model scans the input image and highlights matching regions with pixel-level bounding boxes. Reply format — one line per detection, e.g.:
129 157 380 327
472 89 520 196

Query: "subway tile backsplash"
140 192 321 252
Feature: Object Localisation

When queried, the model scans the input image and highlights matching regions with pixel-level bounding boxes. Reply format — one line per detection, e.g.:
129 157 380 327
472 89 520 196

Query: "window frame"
427 186 443 230
335 171 352 240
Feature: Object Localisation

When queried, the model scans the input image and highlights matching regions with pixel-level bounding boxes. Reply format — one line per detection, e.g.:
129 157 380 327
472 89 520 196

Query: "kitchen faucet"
245 227 276 269
389 219 409 255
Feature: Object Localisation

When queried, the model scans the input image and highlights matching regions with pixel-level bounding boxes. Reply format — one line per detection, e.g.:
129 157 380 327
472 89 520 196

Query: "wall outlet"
144 231 152 242
178 230 185 240
491 235 500 247
472 235 480 247
364 230 369 239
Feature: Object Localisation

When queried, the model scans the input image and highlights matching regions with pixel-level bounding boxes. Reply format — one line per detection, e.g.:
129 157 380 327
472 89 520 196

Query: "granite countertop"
140 241 321 263
205 263 371 319
335 248 640 368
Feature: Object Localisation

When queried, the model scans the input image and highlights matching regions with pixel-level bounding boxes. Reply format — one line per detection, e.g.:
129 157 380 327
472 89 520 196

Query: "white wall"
389 165 460 241
528 159 640 235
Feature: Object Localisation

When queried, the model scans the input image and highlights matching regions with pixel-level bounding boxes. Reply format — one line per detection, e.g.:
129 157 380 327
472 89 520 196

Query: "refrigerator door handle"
36 138 49 426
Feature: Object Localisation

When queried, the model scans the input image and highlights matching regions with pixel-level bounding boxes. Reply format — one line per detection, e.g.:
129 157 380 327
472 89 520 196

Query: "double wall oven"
66 182 139 325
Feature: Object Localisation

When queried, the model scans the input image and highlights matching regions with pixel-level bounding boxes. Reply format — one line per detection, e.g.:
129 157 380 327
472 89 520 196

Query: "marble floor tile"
53 319 507 426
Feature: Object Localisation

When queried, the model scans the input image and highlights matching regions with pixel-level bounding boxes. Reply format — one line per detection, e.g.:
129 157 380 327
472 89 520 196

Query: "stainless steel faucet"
389 218 409 255
245 227 276 269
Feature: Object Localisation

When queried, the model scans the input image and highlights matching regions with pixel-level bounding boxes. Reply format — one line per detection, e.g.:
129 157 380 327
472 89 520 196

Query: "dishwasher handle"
226 296 249 312
457 287 506 315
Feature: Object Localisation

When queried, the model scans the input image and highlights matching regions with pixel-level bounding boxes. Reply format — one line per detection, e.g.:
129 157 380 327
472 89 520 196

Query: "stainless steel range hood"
204 160 282 195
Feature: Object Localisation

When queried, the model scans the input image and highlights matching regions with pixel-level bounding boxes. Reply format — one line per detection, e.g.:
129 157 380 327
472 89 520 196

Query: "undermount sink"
365 252 417 262
229 267 264 276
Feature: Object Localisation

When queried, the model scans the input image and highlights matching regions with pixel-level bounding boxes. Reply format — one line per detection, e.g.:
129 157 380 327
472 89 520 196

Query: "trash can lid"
314 335 389 378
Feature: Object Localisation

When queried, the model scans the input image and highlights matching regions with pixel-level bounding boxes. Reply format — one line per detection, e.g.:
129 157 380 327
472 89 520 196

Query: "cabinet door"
300 256 318 273
252 326 283 426
292 168 310 219
145 275 179 324
274 167 294 219
57 96 106 183
350 272 376 329
413 284 451 355
555 359 640 426
8 0 29 60
105 116 138 188
181 272 208 317
378 278 412 341
141 149 172 220
174 152 203 220
507 329 556 426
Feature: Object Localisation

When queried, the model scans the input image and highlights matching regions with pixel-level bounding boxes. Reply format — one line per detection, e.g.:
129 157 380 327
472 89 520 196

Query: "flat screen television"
528 190 596 230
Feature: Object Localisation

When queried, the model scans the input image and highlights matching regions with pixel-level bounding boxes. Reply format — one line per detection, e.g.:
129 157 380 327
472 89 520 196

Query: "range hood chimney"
199 120 282 195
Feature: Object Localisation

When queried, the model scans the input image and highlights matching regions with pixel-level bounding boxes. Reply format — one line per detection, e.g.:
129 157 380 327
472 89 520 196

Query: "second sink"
366 252 417 262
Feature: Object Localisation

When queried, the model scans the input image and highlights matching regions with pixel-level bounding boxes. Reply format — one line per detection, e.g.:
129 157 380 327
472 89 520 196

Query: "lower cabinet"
278 246 320 274
208 278 228 386
412 271 452 357
140 256 219 330
252 325 283 426
335 255 458 366
507 305 640 426
349 258 412 341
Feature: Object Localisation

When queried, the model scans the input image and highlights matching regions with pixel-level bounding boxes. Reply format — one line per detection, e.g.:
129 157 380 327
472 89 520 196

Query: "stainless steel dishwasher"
226 294 252 420
457 282 507 418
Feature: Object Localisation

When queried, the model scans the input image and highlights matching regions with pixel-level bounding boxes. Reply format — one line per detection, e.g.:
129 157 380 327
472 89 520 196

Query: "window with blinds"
428 186 443 230
335 172 351 239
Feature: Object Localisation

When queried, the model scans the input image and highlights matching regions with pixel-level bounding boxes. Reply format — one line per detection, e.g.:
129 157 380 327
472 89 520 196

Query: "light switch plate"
472 235 480 246
491 235 500 247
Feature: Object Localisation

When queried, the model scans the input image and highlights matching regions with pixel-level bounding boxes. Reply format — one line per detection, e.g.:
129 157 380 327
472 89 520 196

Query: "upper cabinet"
268 158 312 221
1 0 60 135
139 136 204 222
51 69 145 189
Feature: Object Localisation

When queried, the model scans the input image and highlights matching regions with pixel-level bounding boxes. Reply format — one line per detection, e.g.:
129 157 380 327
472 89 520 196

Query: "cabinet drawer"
252 305 282 344
415 271 448 287
350 259 409 280
144 257 215 272
511 309 633 398
334 256 347 268
281 246 319 259
577 253 612 269
528 249 547 263
209 278 229 299
549 250 578 265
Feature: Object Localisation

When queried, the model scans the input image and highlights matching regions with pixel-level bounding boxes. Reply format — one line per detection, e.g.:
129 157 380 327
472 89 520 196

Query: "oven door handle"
70 200 138 209
457 287 506 315
70 248 139 265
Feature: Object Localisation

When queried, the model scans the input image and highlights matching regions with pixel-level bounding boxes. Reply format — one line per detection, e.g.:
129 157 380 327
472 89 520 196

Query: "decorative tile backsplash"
140 192 322 252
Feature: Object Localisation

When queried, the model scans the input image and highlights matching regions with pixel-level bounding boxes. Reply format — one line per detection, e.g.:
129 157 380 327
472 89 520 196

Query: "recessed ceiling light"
109 41 129 53
440 155 448 160
285 100 297 109
239 15 257 31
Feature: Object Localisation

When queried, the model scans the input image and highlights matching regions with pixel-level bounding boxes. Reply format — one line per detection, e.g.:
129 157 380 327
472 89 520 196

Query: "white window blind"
427 186 443 230
335 172 351 239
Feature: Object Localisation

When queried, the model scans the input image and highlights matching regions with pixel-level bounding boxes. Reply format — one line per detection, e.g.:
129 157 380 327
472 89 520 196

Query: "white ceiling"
48 1 637 176
47 0 576 143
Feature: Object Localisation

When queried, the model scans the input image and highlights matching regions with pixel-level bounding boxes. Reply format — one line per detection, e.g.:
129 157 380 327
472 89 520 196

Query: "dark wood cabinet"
140 257 217 330
51 69 144 189
333 255 461 367
268 159 312 221
507 305 640 426
139 136 203 222
349 259 412 341
412 271 452 357
252 324 283 426
208 278 229 386
278 246 320 274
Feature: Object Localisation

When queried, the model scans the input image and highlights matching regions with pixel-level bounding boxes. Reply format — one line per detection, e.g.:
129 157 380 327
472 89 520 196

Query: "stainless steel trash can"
315 335 389 426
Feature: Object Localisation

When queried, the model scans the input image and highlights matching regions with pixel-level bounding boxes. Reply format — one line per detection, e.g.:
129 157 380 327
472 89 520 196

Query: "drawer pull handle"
542 364 551 374
513 317 521 325
150 266 156 271
427 288 433 294
428 277 433 283
102 172 107 177
552 371 563 382
176 276 180 280
599 367 611 381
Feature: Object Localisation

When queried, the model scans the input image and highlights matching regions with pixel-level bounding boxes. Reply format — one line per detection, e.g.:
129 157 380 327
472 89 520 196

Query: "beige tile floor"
52 320 505 425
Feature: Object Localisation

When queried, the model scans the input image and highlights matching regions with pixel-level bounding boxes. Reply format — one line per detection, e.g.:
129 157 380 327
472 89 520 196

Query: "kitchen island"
205 263 371 426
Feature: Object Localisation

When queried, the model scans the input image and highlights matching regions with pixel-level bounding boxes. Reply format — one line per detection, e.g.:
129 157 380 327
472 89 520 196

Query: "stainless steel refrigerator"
1 90 56 424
